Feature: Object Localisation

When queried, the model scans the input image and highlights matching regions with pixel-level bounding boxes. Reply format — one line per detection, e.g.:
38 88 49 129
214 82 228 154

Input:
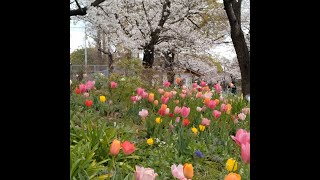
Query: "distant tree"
70 48 98 65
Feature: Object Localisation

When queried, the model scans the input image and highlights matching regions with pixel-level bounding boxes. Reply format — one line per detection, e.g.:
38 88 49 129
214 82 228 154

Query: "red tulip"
183 119 190 127
75 88 80 94
121 141 136 155
85 100 93 107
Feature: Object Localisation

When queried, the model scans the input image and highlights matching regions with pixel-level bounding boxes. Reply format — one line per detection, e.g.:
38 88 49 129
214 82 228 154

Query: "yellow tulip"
199 125 205 131
155 117 162 124
100 95 106 103
191 127 198 135
226 158 238 172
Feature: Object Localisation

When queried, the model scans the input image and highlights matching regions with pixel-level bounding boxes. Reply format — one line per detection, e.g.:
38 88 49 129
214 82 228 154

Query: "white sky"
70 20 94 53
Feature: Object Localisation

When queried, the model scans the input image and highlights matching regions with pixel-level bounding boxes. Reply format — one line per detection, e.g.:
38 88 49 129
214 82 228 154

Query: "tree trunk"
142 45 155 68
163 50 175 84
223 0 250 96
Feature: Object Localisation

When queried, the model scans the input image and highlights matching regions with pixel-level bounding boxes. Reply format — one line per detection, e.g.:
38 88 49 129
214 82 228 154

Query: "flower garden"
70 73 250 180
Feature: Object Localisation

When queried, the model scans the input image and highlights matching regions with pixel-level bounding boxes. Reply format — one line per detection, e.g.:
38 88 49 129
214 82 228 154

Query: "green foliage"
70 48 98 65
70 75 250 179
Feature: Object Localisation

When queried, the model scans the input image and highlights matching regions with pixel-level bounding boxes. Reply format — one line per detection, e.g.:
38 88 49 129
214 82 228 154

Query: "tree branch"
142 1 153 32
70 0 106 16
187 17 200 29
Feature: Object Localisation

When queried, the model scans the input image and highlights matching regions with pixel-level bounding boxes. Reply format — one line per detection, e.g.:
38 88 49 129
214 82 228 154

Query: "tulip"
238 113 246 121
201 118 210 126
208 100 217 109
121 141 136 155
174 106 182 114
183 119 190 127
153 100 158 106
224 173 241 180
139 109 149 119
171 164 186 180
148 93 154 102
226 158 238 172
183 163 194 179
110 81 118 88
85 100 93 107
99 95 106 102
158 88 164 94
196 107 202 112
199 124 205 131
135 166 158 180
241 143 250 164
214 83 222 93
163 81 171 87
83 92 89 98
213 110 221 118
231 129 250 146
181 107 190 118
110 139 121 156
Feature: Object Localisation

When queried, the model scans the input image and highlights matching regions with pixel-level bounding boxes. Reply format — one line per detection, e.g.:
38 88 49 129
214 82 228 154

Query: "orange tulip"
148 93 154 102
214 99 220 105
224 172 241 180
196 92 202 98
183 163 194 179
164 92 170 98
110 139 121 156
160 104 167 112
204 97 211 106
175 100 179 104
153 100 159 106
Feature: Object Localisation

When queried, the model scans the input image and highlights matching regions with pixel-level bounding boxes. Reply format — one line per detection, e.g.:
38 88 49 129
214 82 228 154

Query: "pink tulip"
220 103 227 112
158 88 164 94
174 106 182 114
208 100 217 109
182 85 187 90
171 91 177 96
110 81 118 88
165 108 170 115
213 110 221 118
176 117 181 123
192 83 198 88
214 83 222 93
241 143 250 164
164 81 171 87
201 118 210 126
85 80 95 91
161 96 169 104
171 164 187 180
142 92 148 99
200 81 207 87
219 96 224 101
137 87 144 96
238 113 246 121
242 108 250 115
196 107 202 112
139 109 149 119
83 92 89 98
135 166 158 180
231 129 250 146
201 105 207 112
203 92 212 99
181 107 190 118
131 96 137 103
234 118 239 124
79 84 86 93
136 96 142 101
180 93 186 99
